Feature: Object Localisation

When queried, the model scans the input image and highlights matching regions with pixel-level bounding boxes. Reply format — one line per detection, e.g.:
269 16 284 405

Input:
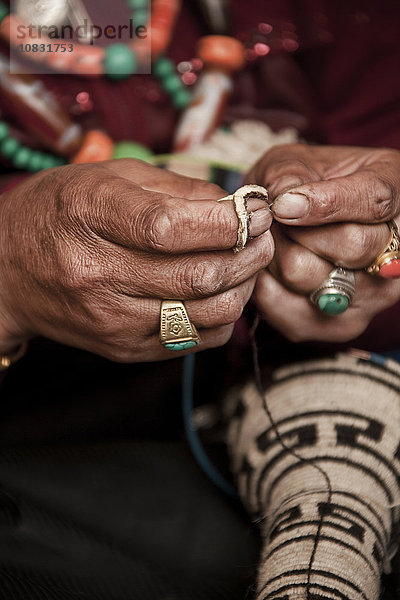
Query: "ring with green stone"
160 300 200 351
310 267 355 316
163 340 198 351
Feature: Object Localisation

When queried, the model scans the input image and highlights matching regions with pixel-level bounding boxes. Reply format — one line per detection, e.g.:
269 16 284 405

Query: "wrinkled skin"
0 159 273 361
248 144 400 342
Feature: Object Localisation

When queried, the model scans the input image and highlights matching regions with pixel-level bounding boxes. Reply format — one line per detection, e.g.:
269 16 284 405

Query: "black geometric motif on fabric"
318 503 365 542
257 423 317 453
228 353 400 600
269 505 302 541
335 419 384 446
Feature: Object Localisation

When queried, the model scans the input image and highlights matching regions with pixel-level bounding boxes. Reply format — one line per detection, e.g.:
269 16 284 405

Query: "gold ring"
160 300 200 351
0 341 28 371
365 220 400 278
218 184 269 252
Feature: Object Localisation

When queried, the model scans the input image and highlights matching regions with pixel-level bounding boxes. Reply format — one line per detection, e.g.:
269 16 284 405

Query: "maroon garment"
2 0 400 151
1 0 400 350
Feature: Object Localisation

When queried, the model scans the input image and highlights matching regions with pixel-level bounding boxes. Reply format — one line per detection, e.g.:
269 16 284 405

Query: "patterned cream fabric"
226 353 400 600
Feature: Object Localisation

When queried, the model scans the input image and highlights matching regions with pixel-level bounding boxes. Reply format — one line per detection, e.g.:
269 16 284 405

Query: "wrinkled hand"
0 159 273 361
247 144 400 342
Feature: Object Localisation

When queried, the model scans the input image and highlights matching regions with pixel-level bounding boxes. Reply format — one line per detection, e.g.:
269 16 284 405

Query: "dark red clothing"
2 0 400 151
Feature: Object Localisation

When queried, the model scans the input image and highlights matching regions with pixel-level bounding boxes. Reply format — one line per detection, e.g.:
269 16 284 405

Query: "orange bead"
152 0 181 21
71 130 114 164
0 15 104 75
197 35 245 71
46 43 79 71
45 43 104 75
148 26 169 57
149 0 180 57
71 45 104 75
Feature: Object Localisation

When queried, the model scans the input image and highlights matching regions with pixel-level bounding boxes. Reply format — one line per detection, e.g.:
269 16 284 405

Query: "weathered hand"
0 159 273 360
247 144 400 342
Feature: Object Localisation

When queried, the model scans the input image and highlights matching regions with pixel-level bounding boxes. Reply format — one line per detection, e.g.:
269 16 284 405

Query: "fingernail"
249 207 272 237
273 192 309 219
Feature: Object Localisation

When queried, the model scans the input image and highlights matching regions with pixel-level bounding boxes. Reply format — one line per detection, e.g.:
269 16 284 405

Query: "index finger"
72 167 272 253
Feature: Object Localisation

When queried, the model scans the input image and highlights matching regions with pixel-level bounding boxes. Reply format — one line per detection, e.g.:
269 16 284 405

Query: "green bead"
317 293 349 315
134 9 148 26
127 0 148 8
41 154 62 170
0 1 8 23
162 74 183 94
153 56 175 79
171 88 191 109
112 141 153 162
27 151 45 172
0 122 9 140
164 341 197 351
13 146 33 169
103 44 137 79
1 137 20 158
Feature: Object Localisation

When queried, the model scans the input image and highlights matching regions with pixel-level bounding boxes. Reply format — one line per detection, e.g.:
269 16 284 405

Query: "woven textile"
227 353 400 600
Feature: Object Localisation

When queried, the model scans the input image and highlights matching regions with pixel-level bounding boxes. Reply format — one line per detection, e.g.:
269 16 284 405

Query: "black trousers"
0 340 260 600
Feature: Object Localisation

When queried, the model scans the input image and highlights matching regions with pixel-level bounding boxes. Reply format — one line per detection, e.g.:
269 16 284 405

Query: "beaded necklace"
0 0 197 170
0 0 260 172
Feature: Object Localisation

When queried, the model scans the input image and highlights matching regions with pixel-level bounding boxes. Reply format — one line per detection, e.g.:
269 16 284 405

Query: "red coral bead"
379 258 400 278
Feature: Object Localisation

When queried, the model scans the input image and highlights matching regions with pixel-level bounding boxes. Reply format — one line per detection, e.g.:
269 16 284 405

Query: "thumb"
272 168 397 225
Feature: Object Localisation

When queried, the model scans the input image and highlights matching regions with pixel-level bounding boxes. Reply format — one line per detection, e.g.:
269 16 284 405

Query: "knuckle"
339 224 375 267
278 249 315 291
141 197 176 252
179 259 224 298
368 175 396 221
215 289 245 325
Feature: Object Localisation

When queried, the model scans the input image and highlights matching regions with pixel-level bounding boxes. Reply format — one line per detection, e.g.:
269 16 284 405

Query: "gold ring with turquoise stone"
160 300 200 351
310 267 355 316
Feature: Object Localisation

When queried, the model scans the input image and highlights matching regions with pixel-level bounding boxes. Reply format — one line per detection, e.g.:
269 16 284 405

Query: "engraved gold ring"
159 300 200 351
365 220 400 278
